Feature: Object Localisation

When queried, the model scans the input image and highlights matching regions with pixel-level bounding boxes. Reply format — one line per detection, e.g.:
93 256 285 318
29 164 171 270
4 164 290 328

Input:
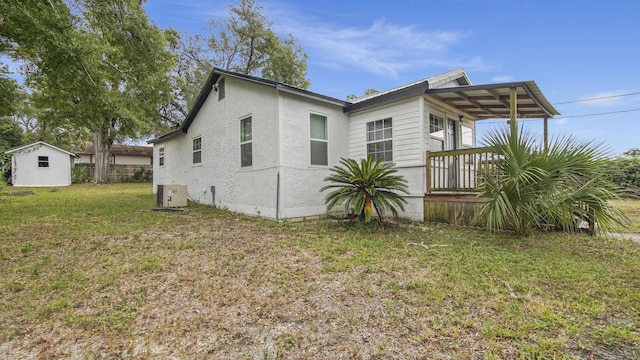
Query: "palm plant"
477 126 627 236
321 157 409 223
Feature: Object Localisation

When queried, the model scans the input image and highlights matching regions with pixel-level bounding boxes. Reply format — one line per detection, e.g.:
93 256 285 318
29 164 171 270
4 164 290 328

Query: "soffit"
426 81 560 119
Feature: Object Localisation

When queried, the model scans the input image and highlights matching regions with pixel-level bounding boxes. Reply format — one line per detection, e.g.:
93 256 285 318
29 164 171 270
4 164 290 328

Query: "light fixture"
459 115 464 123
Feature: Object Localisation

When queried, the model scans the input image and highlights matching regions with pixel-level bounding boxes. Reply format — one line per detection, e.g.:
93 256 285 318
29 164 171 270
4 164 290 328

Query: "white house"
150 68 558 221
3 141 76 187
75 141 153 166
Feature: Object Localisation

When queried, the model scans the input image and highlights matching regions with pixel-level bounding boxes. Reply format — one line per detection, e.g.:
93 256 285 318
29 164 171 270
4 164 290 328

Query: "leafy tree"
477 126 626 236
0 117 22 151
347 88 380 101
1 0 175 183
605 149 640 189
174 0 309 114
321 157 409 223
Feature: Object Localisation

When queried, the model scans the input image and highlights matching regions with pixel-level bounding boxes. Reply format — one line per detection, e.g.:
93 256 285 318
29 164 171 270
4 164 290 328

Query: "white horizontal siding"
348 96 423 165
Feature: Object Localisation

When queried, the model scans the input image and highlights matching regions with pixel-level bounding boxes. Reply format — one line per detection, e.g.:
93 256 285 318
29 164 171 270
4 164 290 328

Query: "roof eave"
345 81 430 113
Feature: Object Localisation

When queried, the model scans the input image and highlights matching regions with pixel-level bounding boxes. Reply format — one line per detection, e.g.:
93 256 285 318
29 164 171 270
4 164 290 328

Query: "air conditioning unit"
157 185 188 207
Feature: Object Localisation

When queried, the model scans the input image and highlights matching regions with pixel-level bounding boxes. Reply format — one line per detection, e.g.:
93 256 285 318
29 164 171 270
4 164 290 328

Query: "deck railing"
426 147 500 193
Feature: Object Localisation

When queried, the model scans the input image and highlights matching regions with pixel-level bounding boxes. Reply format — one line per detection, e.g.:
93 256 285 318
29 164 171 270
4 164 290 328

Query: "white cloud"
267 7 485 79
491 75 514 83
555 117 568 125
578 90 628 107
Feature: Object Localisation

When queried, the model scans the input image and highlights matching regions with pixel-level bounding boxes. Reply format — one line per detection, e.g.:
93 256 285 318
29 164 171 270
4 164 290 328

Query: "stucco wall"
277 92 349 218
153 75 280 217
10 144 72 187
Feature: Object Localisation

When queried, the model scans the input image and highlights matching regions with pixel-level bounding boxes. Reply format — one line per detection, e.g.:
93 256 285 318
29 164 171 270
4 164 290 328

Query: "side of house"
151 68 479 221
3 141 75 187
152 71 351 219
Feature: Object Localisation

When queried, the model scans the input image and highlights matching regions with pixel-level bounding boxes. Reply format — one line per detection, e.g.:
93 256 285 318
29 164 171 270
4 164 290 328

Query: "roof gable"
345 68 472 113
148 68 347 144
3 141 77 157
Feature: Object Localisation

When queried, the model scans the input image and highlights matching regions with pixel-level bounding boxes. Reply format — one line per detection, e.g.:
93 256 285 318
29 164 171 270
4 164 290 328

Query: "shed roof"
3 140 77 157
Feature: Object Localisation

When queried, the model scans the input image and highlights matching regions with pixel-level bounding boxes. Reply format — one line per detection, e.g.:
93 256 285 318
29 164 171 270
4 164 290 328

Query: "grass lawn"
0 184 639 359
612 199 640 234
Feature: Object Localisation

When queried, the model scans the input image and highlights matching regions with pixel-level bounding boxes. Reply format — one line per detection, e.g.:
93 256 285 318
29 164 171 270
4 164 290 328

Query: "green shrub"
605 150 640 189
477 127 627 236
321 157 408 223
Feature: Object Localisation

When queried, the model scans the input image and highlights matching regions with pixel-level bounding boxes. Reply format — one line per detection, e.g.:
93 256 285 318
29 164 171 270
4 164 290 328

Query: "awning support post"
543 117 548 150
509 87 518 141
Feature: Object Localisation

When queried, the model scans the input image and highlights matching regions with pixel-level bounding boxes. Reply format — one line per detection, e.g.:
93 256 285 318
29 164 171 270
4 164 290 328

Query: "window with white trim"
366 118 392 161
310 113 328 166
192 137 202 164
429 114 445 151
159 146 165 167
240 117 252 167
217 78 225 101
38 156 49 168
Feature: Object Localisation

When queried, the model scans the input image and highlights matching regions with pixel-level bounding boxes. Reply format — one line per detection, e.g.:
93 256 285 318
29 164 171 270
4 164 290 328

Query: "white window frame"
366 118 393 162
240 116 252 167
192 137 202 164
429 113 445 152
309 112 329 166
158 146 165 167
37 156 49 168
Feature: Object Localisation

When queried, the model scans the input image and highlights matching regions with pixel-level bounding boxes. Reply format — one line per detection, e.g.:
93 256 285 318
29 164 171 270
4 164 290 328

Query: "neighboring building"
3 141 76 187
76 141 153 166
149 68 558 221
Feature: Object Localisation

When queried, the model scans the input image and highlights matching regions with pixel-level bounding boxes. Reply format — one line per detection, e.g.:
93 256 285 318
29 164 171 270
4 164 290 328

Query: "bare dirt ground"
1 198 638 359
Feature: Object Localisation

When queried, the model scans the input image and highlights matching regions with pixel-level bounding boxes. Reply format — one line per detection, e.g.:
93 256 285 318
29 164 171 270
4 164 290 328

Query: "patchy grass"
0 184 639 359
612 199 640 233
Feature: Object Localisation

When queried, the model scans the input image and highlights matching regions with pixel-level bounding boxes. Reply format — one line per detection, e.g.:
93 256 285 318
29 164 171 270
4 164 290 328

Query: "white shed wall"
10 144 72 187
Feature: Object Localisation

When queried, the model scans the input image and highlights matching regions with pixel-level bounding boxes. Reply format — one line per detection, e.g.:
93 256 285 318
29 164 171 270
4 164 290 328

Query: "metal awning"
426 81 560 120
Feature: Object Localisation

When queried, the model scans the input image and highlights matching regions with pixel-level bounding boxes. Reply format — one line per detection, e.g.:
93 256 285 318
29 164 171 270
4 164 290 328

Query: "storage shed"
3 141 76 187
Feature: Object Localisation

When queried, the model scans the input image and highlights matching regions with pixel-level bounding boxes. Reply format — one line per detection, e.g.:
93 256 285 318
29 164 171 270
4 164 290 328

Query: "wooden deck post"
588 206 595 236
543 117 548 150
425 151 431 194
509 87 518 139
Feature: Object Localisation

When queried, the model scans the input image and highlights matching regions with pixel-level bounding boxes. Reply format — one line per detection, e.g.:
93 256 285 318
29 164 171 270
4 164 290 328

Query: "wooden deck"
424 148 495 225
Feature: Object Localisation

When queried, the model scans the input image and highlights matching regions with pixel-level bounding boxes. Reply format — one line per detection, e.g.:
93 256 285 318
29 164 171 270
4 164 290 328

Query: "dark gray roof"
148 68 558 144
148 68 347 144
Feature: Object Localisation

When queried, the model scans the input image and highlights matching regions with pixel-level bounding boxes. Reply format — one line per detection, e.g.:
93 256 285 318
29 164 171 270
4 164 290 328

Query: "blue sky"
4 1 637 154
148 1 635 154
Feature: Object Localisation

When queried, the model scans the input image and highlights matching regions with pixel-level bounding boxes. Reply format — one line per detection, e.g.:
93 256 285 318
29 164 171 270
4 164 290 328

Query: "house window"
366 118 392 161
429 114 444 151
38 156 49 168
159 146 165 167
192 137 202 164
217 78 225 101
310 113 328 166
240 117 252 167
461 125 474 147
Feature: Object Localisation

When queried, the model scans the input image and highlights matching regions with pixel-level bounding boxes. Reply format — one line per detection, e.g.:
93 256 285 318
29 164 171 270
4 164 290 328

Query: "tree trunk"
91 130 111 184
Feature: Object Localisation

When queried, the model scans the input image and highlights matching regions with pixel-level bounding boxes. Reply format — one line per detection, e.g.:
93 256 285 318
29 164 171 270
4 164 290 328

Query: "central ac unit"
157 185 188 207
